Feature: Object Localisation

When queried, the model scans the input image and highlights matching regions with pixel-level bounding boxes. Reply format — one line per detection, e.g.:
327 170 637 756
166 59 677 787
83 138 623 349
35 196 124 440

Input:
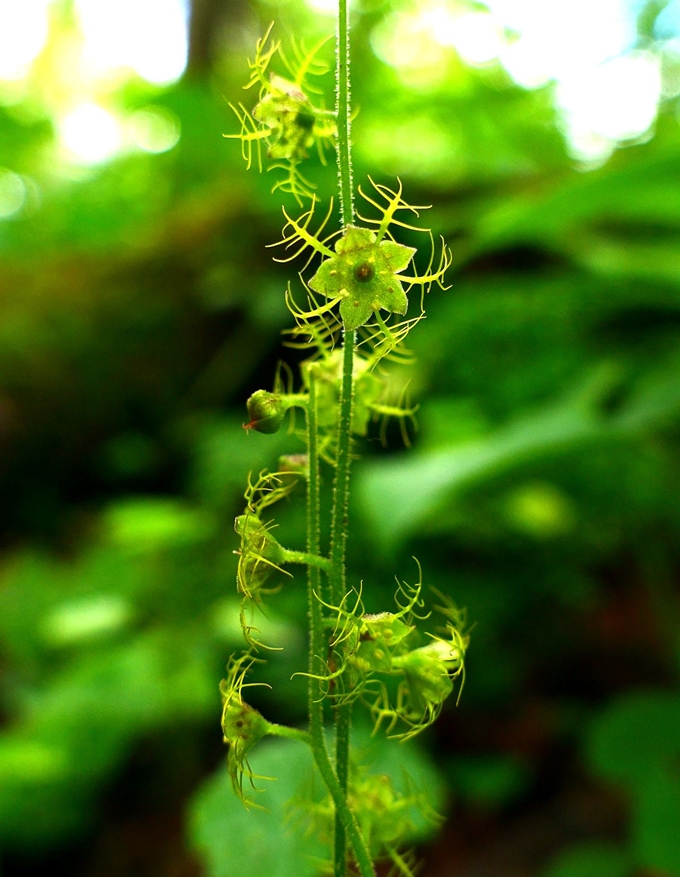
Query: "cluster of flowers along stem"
222 21 468 877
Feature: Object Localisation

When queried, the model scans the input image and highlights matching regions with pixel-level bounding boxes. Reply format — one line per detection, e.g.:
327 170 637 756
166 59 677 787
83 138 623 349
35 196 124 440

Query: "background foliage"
1 0 679 875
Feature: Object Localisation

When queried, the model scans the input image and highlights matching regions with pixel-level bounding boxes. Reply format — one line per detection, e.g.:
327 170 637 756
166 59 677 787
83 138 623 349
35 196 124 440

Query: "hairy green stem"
267 723 311 744
332 0 360 873
306 372 324 728
312 737 375 877
329 335 355 607
308 369 374 877
333 699 352 874
280 549 332 571
282 393 309 408
330 334 355 876
335 0 354 227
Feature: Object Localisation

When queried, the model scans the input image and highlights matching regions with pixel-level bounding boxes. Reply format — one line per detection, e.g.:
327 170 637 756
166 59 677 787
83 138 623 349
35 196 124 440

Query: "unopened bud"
221 695 270 750
245 390 287 434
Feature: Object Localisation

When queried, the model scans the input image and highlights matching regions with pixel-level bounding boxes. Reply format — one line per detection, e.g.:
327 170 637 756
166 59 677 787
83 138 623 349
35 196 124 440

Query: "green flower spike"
308 225 416 331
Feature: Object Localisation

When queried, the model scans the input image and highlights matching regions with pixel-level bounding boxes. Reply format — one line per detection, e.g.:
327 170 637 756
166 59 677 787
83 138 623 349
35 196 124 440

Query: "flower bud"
245 390 287 434
221 695 270 752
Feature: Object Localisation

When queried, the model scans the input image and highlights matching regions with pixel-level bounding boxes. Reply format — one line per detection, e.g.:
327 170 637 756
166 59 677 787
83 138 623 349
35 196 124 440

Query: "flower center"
354 261 375 283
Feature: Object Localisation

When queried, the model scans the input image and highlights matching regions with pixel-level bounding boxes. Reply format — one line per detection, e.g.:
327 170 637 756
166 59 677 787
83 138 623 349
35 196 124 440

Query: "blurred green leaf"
0 630 218 848
188 415 295 510
449 754 529 807
634 768 680 876
102 497 217 551
0 739 67 784
359 363 680 548
586 690 680 786
455 144 680 286
543 841 631 877
586 690 680 876
189 729 446 877
189 740 324 877
39 593 133 647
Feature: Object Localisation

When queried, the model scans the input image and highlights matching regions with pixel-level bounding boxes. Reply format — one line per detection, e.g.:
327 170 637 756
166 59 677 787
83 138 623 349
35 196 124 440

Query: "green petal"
309 257 343 297
340 295 375 331
375 278 408 316
335 225 376 255
379 241 416 274
269 74 304 98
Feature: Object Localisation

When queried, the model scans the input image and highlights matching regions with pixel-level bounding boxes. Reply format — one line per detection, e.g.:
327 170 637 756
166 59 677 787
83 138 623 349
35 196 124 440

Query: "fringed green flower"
309 565 469 739
273 180 451 333
220 653 273 807
225 24 335 202
306 564 426 696
234 512 288 599
384 624 468 739
253 74 322 162
235 469 332 649
294 765 439 877
308 225 416 331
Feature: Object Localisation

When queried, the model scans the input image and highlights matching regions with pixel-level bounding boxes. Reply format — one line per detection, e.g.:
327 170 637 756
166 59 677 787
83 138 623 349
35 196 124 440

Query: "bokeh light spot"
557 51 662 161
305 0 350 16
0 169 27 219
129 107 181 154
0 0 50 81
75 0 188 85
60 102 123 164
370 0 663 165
371 9 450 88
41 595 133 646
432 8 504 66
505 482 576 539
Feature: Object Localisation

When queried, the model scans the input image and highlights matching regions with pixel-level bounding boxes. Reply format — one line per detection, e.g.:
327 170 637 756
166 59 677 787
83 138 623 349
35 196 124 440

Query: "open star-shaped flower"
308 225 416 331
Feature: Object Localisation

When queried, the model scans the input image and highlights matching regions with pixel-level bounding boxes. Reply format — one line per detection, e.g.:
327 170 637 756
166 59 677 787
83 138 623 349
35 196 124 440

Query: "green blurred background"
1 0 680 875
